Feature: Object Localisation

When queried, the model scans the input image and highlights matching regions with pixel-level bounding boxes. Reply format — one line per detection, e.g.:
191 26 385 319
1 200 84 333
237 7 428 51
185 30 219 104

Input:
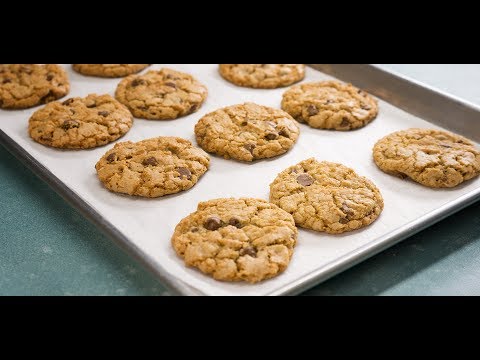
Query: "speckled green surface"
1 142 479 296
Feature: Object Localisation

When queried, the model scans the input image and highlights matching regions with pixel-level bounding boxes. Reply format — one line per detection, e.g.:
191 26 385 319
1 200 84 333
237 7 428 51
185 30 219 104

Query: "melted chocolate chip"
142 157 158 166
307 105 319 116
244 143 256 155
239 247 257 257
106 153 117 163
62 98 74 106
2 78 12 84
98 111 109 117
61 119 79 130
204 216 222 231
46 74 54 81
339 218 349 224
131 79 145 87
265 132 278 140
340 117 350 127
228 217 242 228
278 129 289 138
297 173 314 186
177 167 192 180
165 82 176 88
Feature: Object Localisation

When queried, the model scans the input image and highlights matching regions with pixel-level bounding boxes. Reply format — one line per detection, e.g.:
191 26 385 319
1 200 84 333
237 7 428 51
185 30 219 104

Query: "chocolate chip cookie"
219 64 306 89
72 64 150 78
96 136 210 197
0 64 69 109
281 80 378 130
171 198 297 283
269 158 384 234
373 128 480 188
115 68 208 120
194 102 300 162
28 94 133 149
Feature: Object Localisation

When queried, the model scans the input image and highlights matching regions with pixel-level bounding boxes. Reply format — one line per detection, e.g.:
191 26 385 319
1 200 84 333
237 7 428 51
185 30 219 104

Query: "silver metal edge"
0 129 205 296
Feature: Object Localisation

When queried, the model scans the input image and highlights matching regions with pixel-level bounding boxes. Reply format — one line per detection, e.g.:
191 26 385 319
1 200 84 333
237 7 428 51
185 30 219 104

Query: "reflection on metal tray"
1 64 479 296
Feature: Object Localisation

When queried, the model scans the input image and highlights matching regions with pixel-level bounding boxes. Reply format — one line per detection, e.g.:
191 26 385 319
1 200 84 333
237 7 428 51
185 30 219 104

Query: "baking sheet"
1 64 479 296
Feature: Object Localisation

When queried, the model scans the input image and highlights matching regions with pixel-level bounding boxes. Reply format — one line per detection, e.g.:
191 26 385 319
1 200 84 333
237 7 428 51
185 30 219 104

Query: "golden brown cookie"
28 94 133 149
219 64 305 89
115 68 208 120
171 198 297 283
195 102 300 162
281 80 378 130
0 64 69 109
96 137 210 197
72 64 150 78
269 158 384 234
373 128 480 188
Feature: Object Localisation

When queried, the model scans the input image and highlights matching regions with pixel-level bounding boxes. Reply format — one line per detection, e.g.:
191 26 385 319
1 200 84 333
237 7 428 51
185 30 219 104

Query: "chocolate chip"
142 157 158 166
62 98 74 106
70 109 76 115
340 117 350 127
339 218 349 224
46 74 54 81
361 104 371 110
228 217 242 228
165 82 176 88
131 79 145 87
98 111 109 117
265 132 278 140
189 104 198 112
241 120 248 126
279 129 289 138
61 119 79 130
297 173 314 186
191 227 199 233
86 102 96 108
441 143 452 148
324 99 333 105
177 167 192 180
307 105 319 116
40 90 55 104
244 143 256 155
106 153 117 163
2 78 12 84
204 216 222 231
239 247 257 257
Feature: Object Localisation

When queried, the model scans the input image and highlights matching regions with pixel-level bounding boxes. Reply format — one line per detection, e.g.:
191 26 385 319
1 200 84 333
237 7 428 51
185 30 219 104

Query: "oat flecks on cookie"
219 64 305 89
96 136 210 198
28 94 133 149
373 128 480 188
115 68 208 120
171 198 297 283
269 158 384 234
281 80 378 130
72 64 150 78
0 64 69 109
195 102 300 162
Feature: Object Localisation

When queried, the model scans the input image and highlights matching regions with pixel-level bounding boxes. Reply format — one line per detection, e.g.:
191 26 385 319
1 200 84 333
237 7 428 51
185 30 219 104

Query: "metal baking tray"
1 64 479 296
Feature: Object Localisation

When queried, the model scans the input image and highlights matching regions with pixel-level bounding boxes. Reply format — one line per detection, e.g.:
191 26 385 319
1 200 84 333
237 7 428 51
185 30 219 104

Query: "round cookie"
373 128 480 188
171 198 297 283
0 64 69 109
72 64 150 78
219 64 305 89
96 136 210 198
281 80 378 130
28 94 133 149
269 158 384 234
195 102 300 162
115 68 208 120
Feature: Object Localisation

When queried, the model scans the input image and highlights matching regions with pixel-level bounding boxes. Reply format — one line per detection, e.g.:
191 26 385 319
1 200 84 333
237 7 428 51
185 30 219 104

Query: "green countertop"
1 64 480 296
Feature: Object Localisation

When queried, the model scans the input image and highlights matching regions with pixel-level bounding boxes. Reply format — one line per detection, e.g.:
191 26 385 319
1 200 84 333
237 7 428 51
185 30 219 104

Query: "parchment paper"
1 64 479 295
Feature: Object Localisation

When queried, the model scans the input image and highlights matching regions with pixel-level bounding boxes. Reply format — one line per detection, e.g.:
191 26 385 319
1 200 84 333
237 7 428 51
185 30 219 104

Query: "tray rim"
1 64 479 296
